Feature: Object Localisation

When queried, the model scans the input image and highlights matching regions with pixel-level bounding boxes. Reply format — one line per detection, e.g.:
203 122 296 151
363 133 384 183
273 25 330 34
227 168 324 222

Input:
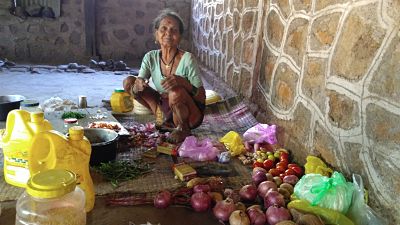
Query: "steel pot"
0 95 25 121
83 128 119 166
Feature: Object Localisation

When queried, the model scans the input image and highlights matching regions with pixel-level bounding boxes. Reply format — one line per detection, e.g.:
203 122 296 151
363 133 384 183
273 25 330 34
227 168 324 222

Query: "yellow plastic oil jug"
110 89 133 113
28 126 95 212
1 110 52 188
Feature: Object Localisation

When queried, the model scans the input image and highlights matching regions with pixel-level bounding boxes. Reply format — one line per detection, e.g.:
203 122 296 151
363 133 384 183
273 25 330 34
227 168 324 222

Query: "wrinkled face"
155 16 181 48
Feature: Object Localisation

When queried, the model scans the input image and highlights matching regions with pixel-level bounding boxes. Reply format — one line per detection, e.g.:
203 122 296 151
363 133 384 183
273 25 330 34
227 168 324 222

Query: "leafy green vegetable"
93 160 153 187
61 111 86 119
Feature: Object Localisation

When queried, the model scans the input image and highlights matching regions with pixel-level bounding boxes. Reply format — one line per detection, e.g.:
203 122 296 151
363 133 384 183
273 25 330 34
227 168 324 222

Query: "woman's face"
156 16 181 48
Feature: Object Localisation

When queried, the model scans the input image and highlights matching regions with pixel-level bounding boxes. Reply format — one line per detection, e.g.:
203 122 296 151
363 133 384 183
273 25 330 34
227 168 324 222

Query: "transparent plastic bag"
294 171 354 214
219 131 245 156
178 136 219 161
346 174 388 225
243 123 277 144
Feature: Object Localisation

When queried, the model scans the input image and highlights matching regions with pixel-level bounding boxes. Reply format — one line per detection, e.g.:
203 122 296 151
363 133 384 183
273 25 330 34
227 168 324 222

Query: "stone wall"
96 0 192 65
0 0 192 65
191 0 400 223
0 0 87 64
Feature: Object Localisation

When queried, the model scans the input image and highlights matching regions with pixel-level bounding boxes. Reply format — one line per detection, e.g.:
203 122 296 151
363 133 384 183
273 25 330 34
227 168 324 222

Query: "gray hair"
153 9 184 35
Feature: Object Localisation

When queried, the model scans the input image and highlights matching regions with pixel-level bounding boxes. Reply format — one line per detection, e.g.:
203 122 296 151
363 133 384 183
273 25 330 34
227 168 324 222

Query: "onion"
282 175 299 185
235 202 246 211
212 198 236 221
279 183 294 194
257 180 277 197
273 176 282 186
252 170 267 186
252 167 267 174
246 206 267 225
239 184 258 202
193 184 211 193
264 190 285 209
266 205 292 225
266 172 274 181
153 190 172 209
190 192 212 212
229 210 250 225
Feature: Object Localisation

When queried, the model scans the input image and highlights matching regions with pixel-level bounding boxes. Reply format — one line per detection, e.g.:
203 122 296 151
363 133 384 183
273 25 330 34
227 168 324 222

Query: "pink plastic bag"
243 123 277 144
178 136 219 161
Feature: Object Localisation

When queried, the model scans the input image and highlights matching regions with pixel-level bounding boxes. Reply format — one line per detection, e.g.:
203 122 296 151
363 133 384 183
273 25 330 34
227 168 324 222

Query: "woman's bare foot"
167 128 191 144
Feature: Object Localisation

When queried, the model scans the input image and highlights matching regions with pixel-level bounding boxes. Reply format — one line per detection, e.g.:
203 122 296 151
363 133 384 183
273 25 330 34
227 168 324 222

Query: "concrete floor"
0 65 226 225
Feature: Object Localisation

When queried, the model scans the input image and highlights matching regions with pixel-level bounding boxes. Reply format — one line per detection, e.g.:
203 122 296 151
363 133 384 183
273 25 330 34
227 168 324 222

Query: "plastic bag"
219 131 245 156
304 155 333 177
178 136 219 161
294 171 354 214
346 174 388 225
243 123 277 144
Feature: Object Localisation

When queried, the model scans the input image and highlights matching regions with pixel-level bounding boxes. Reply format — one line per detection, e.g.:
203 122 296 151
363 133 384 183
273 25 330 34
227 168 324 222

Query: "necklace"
160 50 179 69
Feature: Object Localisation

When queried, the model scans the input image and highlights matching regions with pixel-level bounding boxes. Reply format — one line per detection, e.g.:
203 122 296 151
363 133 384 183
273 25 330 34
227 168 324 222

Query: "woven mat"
0 97 256 201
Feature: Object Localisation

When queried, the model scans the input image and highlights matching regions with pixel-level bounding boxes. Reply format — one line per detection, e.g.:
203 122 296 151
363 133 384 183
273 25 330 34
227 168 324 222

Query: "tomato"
252 161 264 168
263 159 275 170
291 166 303 177
275 165 286 173
284 168 297 177
288 163 299 169
279 152 289 161
269 168 281 177
276 161 288 169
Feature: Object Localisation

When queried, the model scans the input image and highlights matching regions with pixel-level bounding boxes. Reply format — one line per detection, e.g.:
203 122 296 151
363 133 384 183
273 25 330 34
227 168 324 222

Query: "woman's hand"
133 77 148 93
161 75 188 92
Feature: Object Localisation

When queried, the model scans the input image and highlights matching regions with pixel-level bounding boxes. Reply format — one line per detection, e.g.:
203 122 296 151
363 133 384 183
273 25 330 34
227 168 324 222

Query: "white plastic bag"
346 174 388 225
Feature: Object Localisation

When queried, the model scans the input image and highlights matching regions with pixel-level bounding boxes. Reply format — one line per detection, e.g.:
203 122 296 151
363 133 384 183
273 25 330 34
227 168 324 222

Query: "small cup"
78 95 87 108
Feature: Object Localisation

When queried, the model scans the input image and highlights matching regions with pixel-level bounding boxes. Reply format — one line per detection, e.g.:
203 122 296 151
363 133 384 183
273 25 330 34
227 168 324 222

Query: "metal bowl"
0 95 25 121
83 128 119 166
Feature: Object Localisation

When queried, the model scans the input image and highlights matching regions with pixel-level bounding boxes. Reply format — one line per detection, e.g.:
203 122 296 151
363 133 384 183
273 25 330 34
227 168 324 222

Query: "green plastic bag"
294 171 354 214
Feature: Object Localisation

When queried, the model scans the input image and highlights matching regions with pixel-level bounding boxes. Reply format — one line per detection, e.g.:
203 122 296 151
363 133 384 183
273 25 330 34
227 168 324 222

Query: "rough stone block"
369 35 400 103
310 12 341 50
313 122 339 169
266 11 284 49
331 3 385 81
284 18 308 67
366 104 400 143
259 43 277 94
242 11 254 35
272 63 298 110
242 38 254 66
328 90 359 129
293 0 312 12
302 57 328 113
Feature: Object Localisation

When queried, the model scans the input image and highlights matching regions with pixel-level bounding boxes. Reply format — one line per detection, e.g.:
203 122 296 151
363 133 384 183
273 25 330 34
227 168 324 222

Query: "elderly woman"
123 9 206 143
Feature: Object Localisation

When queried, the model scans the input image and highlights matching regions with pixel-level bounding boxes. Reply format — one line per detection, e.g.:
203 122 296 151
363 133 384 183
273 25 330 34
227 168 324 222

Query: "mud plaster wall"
0 0 191 65
191 0 400 223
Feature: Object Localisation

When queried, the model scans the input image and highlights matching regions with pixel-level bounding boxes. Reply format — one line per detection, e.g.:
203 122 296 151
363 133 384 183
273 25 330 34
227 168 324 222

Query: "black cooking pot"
83 128 119 166
0 95 25 121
